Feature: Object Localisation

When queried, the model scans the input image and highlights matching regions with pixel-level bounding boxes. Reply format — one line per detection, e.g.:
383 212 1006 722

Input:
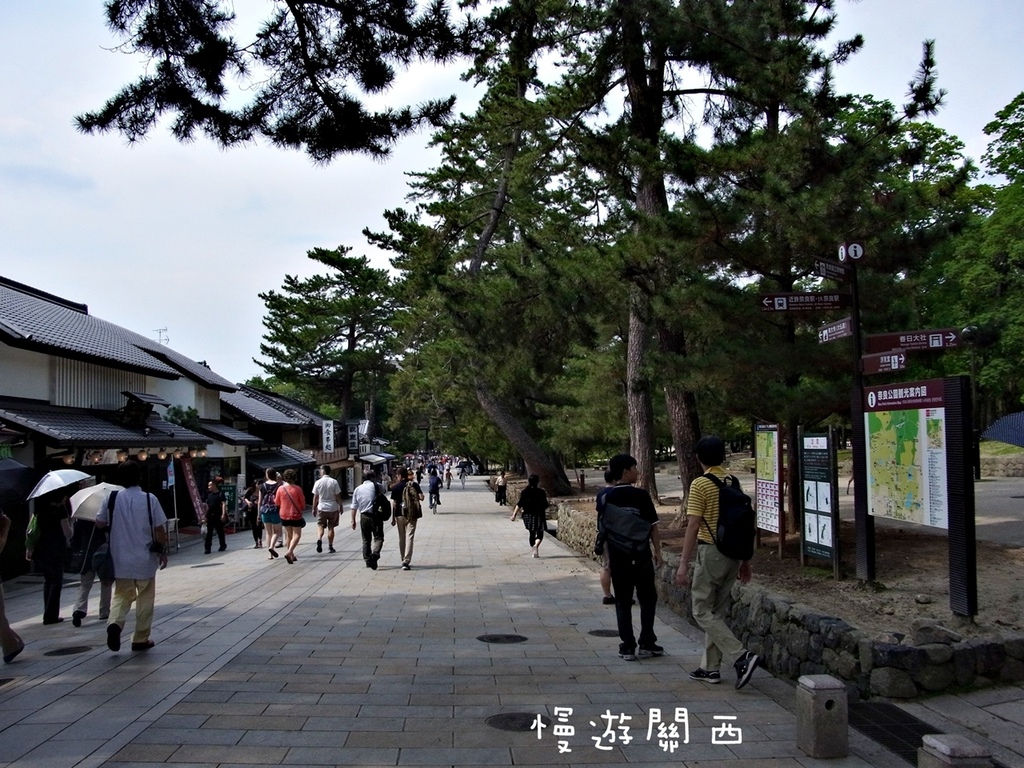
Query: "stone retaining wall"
556 500 1024 700
980 455 1024 477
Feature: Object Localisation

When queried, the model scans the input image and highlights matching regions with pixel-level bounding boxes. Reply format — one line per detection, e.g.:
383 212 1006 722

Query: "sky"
1 2 1022 385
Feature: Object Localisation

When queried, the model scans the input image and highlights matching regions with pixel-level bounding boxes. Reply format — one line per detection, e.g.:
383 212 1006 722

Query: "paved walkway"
0 480 1017 767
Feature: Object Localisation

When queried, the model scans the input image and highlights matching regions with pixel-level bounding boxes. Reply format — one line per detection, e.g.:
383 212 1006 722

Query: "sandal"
284 553 295 564
268 548 279 559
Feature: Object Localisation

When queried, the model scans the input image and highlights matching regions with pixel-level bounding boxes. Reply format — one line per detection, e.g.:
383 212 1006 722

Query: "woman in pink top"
275 469 307 563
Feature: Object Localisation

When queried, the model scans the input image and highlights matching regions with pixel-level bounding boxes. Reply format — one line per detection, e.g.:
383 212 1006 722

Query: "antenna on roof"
154 327 169 345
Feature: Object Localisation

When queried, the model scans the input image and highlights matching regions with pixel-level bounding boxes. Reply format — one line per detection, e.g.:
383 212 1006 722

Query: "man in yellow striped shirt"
675 436 760 689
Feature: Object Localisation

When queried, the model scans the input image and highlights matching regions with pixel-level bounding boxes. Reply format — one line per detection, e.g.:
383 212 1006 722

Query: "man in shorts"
312 465 342 554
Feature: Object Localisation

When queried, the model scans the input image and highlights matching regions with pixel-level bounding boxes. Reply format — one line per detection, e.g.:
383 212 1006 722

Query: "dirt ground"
653 499 1024 639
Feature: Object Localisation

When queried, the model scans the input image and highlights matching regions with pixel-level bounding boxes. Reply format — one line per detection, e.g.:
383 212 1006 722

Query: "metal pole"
850 261 875 582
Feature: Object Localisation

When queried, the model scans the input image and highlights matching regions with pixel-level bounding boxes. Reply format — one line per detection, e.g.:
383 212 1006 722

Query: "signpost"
818 316 853 343
760 292 850 312
812 257 852 282
865 328 960 355
862 350 908 375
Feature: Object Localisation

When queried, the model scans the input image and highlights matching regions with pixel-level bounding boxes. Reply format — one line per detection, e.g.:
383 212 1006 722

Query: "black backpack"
701 473 756 561
599 502 652 556
373 485 392 522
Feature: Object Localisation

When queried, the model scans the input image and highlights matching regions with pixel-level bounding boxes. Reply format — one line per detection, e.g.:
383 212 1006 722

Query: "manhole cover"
588 629 620 637
477 634 527 644
485 712 551 732
43 646 92 657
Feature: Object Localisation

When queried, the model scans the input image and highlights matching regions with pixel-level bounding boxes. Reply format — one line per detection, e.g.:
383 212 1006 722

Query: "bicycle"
429 492 440 514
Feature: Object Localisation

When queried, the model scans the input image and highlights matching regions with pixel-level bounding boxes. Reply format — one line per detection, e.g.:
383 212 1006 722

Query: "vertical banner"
178 455 205 522
166 458 175 487
800 431 839 576
322 420 335 453
755 424 781 534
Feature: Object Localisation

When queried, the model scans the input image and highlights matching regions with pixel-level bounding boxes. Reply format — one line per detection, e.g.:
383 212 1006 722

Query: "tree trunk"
474 379 573 496
626 285 658 496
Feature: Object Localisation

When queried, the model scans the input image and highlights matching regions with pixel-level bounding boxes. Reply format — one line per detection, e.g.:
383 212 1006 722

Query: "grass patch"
980 440 1024 456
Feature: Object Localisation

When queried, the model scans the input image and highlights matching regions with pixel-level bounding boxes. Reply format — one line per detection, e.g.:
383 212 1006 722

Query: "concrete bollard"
917 734 992 768
796 674 848 759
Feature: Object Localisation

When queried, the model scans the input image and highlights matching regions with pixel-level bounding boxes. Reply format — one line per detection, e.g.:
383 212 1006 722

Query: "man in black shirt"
597 454 663 661
204 479 227 554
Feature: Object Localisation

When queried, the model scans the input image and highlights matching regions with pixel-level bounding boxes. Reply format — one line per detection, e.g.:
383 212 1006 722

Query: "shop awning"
358 453 389 465
246 445 317 472
0 401 211 449
199 421 263 447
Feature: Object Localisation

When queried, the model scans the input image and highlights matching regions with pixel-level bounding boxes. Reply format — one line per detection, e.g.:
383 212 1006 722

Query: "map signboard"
755 423 781 534
800 432 836 565
863 379 948 529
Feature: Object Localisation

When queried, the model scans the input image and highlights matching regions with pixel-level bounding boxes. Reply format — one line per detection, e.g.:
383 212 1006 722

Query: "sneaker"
602 596 616 605
689 668 721 684
72 610 85 628
734 650 760 690
401 563 411 571
328 546 336 553
316 539 323 553
218 546 227 552
106 624 121 652
637 644 664 658
369 554 379 571
618 644 637 661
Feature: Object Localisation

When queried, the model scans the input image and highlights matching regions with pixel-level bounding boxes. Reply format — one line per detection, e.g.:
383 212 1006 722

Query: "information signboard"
800 432 837 565
862 350 908 375
760 292 850 312
755 423 781 534
863 379 948 529
818 316 852 343
865 328 960 354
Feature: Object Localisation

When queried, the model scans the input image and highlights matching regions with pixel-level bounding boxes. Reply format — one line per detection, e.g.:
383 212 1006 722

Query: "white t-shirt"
312 475 342 512
96 486 167 580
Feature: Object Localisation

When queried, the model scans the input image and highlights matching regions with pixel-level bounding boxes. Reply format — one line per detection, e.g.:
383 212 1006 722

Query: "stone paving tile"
133 726 245 745
108 742 178 762
345 730 453 748
281 746 399 765
165 744 287 763
394 746 511 765
236 729 350 747
0 722 66 762
208 714 308 731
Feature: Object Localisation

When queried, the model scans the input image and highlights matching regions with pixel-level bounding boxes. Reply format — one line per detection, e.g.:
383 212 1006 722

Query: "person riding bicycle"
427 469 442 513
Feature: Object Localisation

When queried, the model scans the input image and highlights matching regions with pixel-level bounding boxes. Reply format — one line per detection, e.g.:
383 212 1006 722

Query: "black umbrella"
981 412 1024 450
0 458 36 506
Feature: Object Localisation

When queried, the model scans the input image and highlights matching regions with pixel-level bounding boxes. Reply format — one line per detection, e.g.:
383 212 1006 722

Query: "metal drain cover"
43 646 92 657
588 629 620 637
485 712 551 732
477 634 527 644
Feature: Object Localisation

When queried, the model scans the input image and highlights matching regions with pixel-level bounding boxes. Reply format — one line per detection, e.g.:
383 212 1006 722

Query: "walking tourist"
275 469 306 563
351 470 384 569
203 478 227 554
675 435 760 689
240 481 262 548
70 514 113 626
495 470 508 506
597 454 663 661
0 512 24 663
398 470 423 570
26 488 73 625
96 460 168 652
510 474 549 557
312 464 342 554
258 469 282 559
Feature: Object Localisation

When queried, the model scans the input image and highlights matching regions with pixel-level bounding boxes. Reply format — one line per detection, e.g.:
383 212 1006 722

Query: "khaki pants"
395 515 418 564
109 578 156 644
691 543 744 671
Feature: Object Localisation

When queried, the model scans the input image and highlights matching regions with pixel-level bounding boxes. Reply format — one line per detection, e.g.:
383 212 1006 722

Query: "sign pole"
849 258 875 582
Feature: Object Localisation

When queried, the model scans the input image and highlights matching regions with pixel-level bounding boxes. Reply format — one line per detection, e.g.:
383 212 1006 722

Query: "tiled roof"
220 386 319 426
0 277 235 391
246 445 317 471
0 400 212 448
248 387 326 428
199 420 263 446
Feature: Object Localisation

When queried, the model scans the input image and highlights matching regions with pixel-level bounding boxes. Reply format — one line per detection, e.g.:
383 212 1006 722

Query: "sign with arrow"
818 316 853 343
812 257 851 282
865 328 960 355
862 349 908 375
760 292 850 312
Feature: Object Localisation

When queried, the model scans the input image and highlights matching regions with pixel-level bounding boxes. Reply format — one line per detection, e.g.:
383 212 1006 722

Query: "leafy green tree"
76 0 462 160
257 247 396 423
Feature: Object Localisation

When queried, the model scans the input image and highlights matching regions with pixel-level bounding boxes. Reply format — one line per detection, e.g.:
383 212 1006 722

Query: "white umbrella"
26 469 93 501
70 482 124 522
